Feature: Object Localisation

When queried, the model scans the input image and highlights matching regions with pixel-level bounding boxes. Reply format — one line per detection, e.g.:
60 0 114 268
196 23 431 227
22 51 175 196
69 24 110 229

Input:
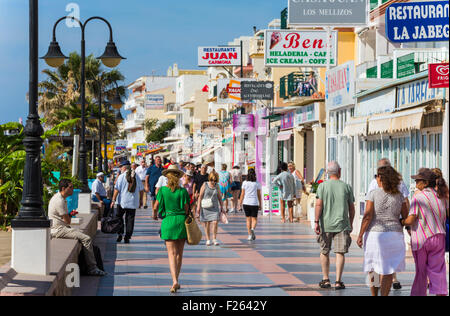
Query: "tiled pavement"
76 208 447 296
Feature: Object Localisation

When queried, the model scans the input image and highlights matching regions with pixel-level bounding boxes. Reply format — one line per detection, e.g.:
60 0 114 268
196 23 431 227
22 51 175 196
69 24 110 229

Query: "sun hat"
185 170 194 177
162 164 184 178
411 168 437 182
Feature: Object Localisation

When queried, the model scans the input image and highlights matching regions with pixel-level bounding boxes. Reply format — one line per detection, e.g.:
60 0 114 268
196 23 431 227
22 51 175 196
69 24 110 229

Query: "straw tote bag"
185 211 202 245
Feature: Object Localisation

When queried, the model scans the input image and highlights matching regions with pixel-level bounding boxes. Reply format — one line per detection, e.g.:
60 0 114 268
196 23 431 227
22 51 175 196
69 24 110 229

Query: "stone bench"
0 210 98 296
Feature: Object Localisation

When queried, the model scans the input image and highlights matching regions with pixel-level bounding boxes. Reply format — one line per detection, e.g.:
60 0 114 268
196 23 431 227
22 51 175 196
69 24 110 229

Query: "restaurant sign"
198 46 242 67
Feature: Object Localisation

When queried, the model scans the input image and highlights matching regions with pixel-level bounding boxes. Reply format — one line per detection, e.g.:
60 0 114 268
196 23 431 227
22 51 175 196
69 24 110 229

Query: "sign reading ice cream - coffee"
198 46 242 67
265 30 337 67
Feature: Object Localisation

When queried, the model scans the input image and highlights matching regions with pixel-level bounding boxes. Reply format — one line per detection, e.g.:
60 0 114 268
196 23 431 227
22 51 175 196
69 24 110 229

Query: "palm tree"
38 52 126 136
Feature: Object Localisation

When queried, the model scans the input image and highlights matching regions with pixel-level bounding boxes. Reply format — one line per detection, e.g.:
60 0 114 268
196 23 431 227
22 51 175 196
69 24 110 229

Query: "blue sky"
0 0 285 124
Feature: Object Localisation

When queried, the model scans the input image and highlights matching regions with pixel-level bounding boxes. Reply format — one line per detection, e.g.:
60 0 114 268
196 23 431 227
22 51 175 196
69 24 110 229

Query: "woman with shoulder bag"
153 165 190 293
197 171 224 246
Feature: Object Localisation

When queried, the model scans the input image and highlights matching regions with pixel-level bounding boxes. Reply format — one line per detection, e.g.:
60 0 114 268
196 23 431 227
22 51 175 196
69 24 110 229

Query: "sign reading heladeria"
288 0 368 26
264 30 337 67
198 46 242 67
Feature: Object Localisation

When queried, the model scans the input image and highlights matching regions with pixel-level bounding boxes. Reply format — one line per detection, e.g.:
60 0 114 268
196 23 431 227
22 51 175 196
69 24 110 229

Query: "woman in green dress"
153 165 189 293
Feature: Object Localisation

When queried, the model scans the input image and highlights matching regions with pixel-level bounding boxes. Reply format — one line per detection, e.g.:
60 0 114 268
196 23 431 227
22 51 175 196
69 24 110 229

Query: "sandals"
319 279 331 289
170 284 181 293
335 281 346 290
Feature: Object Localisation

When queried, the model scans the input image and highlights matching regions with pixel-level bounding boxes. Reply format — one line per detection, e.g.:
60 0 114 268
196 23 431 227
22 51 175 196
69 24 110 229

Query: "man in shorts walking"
315 161 355 290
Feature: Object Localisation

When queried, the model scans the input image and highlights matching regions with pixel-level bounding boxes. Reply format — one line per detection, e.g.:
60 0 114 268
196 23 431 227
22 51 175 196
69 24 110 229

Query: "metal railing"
279 71 317 99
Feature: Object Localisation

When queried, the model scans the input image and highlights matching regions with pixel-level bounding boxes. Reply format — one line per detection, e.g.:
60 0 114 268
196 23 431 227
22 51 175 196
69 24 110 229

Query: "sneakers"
213 239 220 246
88 268 107 277
251 229 256 241
206 240 212 246
247 235 253 241
117 235 123 243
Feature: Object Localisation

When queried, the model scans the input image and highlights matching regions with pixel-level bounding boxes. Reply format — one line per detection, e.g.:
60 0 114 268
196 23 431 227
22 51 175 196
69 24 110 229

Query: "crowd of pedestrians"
46 153 448 295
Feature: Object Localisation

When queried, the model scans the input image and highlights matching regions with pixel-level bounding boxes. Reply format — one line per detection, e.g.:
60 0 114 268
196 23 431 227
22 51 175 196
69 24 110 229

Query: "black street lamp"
101 102 124 173
41 16 125 192
11 0 51 228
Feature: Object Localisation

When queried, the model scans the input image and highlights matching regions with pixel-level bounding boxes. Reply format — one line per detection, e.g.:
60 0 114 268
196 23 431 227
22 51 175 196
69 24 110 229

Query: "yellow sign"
101 144 115 159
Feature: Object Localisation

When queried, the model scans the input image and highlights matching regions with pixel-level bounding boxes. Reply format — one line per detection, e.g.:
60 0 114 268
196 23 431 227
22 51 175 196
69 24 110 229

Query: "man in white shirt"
111 160 144 244
91 172 111 217
135 160 148 209
48 179 106 276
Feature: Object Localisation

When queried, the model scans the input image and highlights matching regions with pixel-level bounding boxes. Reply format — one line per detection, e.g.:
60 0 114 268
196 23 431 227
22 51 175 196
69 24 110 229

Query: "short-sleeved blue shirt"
146 165 164 195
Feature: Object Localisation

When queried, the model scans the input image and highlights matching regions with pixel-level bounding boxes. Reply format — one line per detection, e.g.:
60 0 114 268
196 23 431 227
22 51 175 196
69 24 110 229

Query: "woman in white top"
288 162 306 220
230 166 243 213
239 169 262 241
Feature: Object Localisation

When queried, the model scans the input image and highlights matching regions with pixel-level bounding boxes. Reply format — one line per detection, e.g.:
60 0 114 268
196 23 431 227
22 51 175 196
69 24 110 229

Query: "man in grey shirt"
48 179 106 276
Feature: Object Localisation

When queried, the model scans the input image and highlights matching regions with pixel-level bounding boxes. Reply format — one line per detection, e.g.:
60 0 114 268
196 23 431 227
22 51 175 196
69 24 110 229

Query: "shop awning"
143 147 163 156
390 107 425 133
343 118 368 136
277 130 293 141
368 115 392 135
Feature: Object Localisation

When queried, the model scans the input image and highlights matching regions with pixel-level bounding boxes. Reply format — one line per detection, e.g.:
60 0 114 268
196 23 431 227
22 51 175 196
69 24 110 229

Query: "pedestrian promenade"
84 208 424 296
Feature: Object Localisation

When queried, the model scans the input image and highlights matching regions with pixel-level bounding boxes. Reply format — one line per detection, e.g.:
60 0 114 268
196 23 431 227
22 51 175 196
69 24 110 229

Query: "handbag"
201 198 213 208
185 211 202 245
220 211 228 224
101 206 124 234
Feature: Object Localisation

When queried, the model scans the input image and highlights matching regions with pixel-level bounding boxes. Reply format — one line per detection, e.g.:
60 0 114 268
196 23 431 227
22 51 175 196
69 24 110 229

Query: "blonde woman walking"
153 165 190 293
197 172 224 246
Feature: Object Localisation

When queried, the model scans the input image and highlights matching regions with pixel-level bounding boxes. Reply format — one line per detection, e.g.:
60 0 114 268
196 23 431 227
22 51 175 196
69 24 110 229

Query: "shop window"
328 138 337 162
404 137 411 189
437 133 442 169
429 134 436 168
376 140 382 164
422 134 427 168
399 138 405 180
360 140 366 194
415 131 421 172
393 139 399 171
411 132 416 176
382 138 389 158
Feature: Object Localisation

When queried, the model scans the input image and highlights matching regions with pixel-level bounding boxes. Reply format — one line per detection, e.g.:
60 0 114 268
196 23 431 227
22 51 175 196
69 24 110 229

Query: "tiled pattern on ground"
85 208 433 296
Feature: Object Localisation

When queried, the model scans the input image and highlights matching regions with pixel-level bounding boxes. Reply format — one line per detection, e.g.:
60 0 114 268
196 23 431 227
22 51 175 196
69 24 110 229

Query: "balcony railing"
358 48 449 80
280 72 317 100
249 38 265 58
164 103 181 114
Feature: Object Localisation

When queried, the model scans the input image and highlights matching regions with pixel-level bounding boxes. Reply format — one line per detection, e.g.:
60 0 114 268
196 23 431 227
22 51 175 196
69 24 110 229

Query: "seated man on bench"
48 179 106 277
91 172 111 218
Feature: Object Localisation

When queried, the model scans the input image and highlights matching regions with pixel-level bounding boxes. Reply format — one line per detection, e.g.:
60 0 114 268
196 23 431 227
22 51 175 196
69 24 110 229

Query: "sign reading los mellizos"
198 46 242 67
264 30 337 67
325 61 355 110
429 63 449 89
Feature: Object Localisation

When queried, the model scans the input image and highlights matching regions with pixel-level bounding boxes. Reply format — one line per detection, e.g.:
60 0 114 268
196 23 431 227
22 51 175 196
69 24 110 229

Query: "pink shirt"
409 188 448 251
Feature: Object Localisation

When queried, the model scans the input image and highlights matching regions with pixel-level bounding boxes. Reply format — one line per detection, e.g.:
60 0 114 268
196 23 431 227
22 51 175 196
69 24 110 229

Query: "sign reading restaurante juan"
198 46 242 67
264 30 337 67
386 1 449 42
